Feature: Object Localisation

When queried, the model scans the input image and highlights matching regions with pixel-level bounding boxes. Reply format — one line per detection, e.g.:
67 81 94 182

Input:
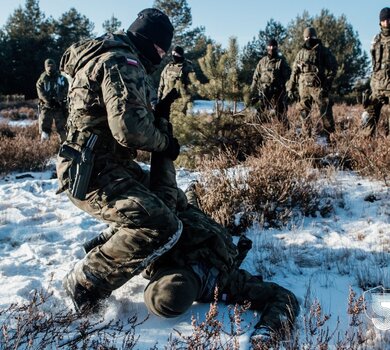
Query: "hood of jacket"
60 32 134 78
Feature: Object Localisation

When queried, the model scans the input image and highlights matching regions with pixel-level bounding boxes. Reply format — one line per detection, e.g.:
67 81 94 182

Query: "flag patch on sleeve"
126 58 138 66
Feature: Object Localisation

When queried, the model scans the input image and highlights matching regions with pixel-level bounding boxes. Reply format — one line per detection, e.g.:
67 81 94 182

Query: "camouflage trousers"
143 203 299 332
255 90 289 127
144 265 299 331
362 91 390 137
297 85 335 137
65 161 182 297
39 106 67 142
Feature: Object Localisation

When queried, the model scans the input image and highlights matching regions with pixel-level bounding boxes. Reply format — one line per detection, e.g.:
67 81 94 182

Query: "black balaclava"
303 27 320 49
380 7 390 36
267 39 278 58
172 45 184 63
127 8 173 66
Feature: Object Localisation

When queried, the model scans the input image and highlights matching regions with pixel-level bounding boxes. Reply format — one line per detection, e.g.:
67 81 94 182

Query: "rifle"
58 133 98 200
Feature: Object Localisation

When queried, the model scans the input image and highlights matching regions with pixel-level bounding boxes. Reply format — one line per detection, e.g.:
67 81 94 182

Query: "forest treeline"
0 0 369 101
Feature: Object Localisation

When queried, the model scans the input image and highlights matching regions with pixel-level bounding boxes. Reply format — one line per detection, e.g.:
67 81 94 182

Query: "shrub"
0 123 59 175
195 140 320 230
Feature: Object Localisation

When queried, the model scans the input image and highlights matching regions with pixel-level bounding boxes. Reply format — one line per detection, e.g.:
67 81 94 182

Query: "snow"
1 163 390 348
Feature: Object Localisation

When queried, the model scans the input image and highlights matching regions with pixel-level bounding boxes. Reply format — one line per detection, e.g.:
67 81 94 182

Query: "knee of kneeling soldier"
144 267 201 318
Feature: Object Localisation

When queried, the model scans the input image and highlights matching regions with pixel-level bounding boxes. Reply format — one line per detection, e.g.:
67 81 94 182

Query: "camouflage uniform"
362 29 390 136
143 202 300 334
250 52 291 125
36 59 69 142
158 58 194 114
58 12 299 336
57 31 182 300
287 36 337 138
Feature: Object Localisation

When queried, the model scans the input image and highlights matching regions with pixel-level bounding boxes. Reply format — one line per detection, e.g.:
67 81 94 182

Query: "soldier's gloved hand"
250 96 260 106
154 88 180 121
162 134 180 160
287 90 295 102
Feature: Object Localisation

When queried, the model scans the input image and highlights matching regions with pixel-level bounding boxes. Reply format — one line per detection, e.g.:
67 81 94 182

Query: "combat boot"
63 263 110 314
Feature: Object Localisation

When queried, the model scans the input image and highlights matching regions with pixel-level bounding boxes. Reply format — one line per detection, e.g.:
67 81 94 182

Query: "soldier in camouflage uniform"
36 58 69 142
287 27 337 141
361 7 390 137
58 7 182 312
250 39 291 127
158 46 195 115
58 8 299 344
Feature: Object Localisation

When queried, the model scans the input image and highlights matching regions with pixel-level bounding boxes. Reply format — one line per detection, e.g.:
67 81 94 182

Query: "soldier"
158 46 195 114
361 7 390 137
250 39 291 127
286 27 337 141
57 8 298 345
36 58 69 142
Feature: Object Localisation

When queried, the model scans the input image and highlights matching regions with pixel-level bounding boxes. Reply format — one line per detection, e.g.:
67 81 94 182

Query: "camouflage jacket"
287 40 337 91
370 32 390 92
250 53 291 96
59 32 169 165
157 59 194 100
36 71 69 108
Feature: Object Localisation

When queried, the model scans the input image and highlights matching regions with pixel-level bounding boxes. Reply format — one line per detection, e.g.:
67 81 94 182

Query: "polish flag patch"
126 58 138 66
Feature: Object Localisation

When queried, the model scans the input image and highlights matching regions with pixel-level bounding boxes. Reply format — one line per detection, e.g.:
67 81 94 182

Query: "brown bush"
195 140 320 230
0 123 59 175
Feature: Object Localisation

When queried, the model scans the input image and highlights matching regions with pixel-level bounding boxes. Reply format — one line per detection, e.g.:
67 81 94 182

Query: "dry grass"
0 123 59 175
194 138 321 230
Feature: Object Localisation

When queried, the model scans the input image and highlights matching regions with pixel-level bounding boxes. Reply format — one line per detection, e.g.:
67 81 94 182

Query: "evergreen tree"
224 37 242 112
102 15 122 34
195 42 244 116
54 8 94 57
1 0 54 98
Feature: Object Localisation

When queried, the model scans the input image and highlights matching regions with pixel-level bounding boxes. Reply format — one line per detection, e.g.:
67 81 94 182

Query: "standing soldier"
250 39 291 127
36 58 69 142
287 27 337 141
158 46 195 115
361 7 390 137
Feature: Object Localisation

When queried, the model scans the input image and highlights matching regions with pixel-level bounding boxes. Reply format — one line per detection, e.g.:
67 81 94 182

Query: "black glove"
154 88 180 121
250 96 260 106
163 134 180 160
287 90 295 102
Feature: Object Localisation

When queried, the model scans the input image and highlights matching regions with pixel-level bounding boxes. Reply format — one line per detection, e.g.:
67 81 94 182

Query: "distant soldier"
250 39 291 127
361 7 390 137
287 27 337 141
158 46 195 114
36 59 69 142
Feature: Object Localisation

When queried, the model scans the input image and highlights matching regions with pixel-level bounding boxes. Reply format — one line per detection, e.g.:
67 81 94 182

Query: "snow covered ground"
1 160 390 348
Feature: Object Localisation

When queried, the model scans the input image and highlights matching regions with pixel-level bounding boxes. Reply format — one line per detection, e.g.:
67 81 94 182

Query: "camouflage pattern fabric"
287 40 337 137
57 32 182 295
250 53 291 125
362 31 390 136
157 59 194 114
144 203 299 331
36 71 69 141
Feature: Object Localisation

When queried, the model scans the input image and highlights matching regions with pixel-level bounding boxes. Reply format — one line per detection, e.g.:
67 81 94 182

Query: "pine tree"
1 0 54 98
54 8 94 57
102 15 122 34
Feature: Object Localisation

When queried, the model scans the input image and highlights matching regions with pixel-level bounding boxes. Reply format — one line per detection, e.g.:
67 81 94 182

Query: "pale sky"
0 0 388 54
